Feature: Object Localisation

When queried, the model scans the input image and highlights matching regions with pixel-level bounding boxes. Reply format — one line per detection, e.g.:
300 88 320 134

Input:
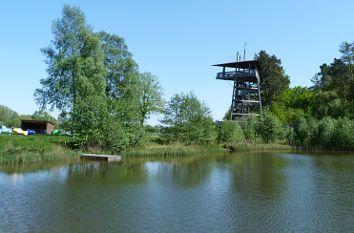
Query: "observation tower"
213 59 262 120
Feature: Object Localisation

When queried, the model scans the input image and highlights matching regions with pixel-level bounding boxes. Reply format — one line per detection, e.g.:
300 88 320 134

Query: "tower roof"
213 59 258 69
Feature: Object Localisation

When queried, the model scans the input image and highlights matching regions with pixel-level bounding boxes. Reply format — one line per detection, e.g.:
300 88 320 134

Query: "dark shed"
20 119 55 134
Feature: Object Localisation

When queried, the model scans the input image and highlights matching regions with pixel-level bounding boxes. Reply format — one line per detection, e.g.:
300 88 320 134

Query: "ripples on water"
0 152 353 233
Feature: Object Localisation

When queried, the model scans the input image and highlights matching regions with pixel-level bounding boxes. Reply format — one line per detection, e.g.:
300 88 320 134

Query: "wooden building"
213 59 262 120
20 119 55 134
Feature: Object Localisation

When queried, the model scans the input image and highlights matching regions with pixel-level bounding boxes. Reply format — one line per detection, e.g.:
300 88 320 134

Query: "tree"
312 59 350 100
31 110 58 125
98 31 138 100
339 41 354 117
270 87 313 123
281 87 313 110
138 72 164 125
0 105 20 127
161 93 216 145
255 51 290 107
311 91 348 119
34 5 108 149
340 41 354 65
311 42 354 118
98 31 144 148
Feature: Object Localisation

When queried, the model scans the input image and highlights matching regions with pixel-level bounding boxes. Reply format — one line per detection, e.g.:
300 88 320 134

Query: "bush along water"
291 116 354 150
214 112 354 151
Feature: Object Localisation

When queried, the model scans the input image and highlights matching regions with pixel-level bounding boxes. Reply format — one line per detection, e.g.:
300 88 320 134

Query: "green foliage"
98 30 144 150
265 41 354 150
290 116 354 150
0 105 20 127
255 50 290 107
282 87 313 110
292 116 316 146
330 118 354 150
310 117 335 148
239 113 289 144
31 110 57 125
256 112 283 143
138 72 164 125
0 135 77 164
270 102 305 124
217 121 244 143
240 117 258 142
161 93 216 145
34 5 146 151
0 106 58 128
309 117 354 150
311 91 349 118
311 41 354 118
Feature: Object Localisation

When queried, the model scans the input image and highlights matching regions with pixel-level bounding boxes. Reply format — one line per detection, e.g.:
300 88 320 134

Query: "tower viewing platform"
213 59 262 120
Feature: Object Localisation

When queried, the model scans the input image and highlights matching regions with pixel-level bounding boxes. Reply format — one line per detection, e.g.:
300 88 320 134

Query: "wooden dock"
80 153 122 162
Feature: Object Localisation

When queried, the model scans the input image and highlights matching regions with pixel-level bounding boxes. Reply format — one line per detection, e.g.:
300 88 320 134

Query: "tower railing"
216 69 257 80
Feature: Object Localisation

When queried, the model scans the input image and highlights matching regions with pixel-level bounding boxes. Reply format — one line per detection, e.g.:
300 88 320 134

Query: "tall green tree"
138 72 164 125
161 92 216 145
34 5 108 149
98 31 144 147
339 41 354 116
255 50 290 107
311 41 354 118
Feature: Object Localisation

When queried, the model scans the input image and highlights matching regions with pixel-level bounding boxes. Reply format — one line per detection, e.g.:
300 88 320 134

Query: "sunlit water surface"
0 152 353 233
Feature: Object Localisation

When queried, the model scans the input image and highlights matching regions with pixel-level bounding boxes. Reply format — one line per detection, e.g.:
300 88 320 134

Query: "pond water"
0 152 353 233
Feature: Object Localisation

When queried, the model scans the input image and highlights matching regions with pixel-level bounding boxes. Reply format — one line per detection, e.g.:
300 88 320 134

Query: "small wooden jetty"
80 153 122 162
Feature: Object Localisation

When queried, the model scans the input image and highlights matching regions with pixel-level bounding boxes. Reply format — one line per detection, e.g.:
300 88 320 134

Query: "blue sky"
1 0 353 123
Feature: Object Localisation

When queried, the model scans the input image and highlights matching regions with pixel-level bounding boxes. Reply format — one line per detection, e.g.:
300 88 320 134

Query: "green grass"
0 134 293 165
0 135 79 164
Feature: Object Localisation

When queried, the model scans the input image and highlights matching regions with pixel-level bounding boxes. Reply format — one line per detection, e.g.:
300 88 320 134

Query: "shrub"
161 93 216 145
256 112 283 143
330 118 354 150
217 121 244 143
240 117 258 142
310 117 335 148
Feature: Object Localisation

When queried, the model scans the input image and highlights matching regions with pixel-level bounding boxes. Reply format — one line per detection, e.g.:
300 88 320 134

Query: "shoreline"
1 135 353 165
0 134 292 165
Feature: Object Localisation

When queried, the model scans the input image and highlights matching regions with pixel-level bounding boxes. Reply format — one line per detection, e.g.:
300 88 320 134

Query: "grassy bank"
0 134 294 165
121 142 292 160
0 135 79 164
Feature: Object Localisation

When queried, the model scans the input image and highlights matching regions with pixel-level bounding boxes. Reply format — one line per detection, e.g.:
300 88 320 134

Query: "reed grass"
0 135 79 164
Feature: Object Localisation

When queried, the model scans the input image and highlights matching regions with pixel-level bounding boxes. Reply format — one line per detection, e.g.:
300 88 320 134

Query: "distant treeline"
0 106 57 127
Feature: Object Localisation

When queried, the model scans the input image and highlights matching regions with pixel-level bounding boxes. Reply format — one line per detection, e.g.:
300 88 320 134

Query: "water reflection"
67 162 148 184
152 159 213 188
221 153 288 198
0 152 353 233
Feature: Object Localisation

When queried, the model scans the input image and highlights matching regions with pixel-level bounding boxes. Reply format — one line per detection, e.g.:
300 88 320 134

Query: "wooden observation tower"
213 59 262 120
